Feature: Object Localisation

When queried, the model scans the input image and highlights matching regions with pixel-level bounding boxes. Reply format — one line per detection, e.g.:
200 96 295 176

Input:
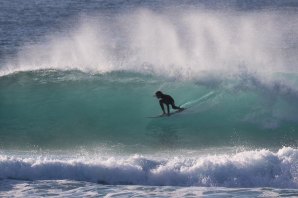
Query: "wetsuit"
159 94 181 115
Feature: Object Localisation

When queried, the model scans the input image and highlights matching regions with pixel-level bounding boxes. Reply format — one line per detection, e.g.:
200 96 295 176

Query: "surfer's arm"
159 100 166 114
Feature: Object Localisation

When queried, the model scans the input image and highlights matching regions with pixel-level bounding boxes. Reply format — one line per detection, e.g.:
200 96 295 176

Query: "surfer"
155 91 183 116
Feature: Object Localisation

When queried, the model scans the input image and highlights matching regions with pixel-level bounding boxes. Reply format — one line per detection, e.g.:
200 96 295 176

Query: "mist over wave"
2 8 298 79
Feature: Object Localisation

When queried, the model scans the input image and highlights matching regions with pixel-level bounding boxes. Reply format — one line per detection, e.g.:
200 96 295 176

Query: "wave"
0 70 298 149
1 7 297 150
0 147 297 188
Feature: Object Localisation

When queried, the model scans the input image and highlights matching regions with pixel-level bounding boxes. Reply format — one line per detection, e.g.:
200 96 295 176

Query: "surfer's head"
155 91 163 98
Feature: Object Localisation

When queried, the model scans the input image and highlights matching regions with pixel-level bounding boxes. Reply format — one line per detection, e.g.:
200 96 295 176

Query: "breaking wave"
1 147 297 188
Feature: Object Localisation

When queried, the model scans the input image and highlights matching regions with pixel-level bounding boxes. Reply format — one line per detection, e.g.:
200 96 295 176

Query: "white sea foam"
1 8 297 78
0 147 297 188
2 179 295 197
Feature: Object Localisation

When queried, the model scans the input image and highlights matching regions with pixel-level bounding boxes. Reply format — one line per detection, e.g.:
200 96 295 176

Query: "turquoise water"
1 70 298 150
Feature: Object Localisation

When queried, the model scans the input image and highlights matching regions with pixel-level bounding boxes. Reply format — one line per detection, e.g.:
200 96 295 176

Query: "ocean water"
1 0 298 197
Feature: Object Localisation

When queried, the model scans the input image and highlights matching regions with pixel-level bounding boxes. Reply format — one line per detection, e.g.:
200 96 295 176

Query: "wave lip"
0 147 297 188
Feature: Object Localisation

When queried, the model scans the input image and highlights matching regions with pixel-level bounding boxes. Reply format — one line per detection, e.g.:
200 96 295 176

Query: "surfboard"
147 108 187 118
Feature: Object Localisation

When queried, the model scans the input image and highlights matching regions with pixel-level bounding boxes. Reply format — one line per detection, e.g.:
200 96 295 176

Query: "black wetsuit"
159 94 181 115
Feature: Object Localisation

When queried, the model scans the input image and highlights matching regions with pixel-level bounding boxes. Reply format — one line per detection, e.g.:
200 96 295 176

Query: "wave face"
0 70 298 149
0 147 298 188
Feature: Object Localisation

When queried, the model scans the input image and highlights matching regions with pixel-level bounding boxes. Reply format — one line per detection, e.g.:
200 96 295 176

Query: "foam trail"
180 91 215 108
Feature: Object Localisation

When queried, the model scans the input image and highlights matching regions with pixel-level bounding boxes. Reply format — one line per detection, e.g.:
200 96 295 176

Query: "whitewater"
1 0 298 197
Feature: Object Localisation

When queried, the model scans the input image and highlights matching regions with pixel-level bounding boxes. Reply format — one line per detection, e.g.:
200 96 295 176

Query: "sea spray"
2 8 297 78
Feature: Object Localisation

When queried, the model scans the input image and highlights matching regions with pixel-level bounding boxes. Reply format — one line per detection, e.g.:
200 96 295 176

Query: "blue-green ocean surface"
1 0 298 197
1 70 298 150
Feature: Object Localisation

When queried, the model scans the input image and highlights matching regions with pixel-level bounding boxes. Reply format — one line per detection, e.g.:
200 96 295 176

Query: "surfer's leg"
166 104 170 115
171 102 182 110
